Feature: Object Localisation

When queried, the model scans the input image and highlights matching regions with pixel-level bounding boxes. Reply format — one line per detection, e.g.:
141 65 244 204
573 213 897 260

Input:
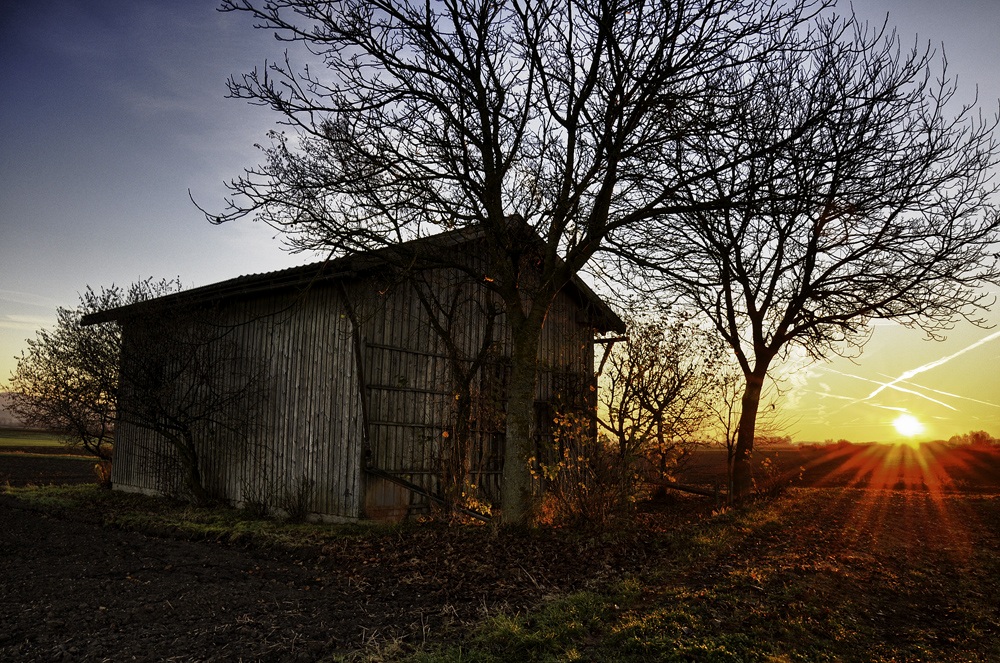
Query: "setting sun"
893 414 925 438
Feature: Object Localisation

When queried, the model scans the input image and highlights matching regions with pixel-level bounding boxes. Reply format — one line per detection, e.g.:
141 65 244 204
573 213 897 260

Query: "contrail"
865 329 1000 400
808 387 908 410
821 367 956 410
866 403 909 413
808 390 856 402
877 373 1000 409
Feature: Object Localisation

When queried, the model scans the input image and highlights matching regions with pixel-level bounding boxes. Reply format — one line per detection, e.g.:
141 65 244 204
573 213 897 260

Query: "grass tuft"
1 483 387 549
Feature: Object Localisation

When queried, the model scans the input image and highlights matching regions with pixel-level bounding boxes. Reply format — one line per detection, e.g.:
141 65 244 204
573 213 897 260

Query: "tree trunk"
731 371 766 499
442 389 474 512
500 318 544 524
179 431 211 506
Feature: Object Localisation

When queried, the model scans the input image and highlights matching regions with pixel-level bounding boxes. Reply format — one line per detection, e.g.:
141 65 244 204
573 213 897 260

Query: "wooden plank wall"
352 268 596 512
111 284 365 519
111 265 600 520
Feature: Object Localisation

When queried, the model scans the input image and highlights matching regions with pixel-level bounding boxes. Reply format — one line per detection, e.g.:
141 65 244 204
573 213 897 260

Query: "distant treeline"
0 392 46 430
796 431 1000 449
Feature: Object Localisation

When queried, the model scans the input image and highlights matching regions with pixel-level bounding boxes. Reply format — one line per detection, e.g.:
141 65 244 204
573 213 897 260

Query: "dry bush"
240 476 273 518
278 474 316 522
93 461 113 490
752 454 803 499
533 411 639 527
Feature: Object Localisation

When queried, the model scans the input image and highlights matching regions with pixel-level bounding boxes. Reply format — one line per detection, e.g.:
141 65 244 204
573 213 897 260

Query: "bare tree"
8 279 182 463
598 314 730 488
209 0 824 522
613 16 1000 496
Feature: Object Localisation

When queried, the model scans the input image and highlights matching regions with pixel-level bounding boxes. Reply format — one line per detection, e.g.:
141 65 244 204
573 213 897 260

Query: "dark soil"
1 448 97 487
0 484 702 662
6 447 997 661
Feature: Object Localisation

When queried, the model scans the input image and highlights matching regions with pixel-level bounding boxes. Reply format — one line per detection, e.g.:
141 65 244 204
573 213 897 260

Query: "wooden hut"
85 228 625 521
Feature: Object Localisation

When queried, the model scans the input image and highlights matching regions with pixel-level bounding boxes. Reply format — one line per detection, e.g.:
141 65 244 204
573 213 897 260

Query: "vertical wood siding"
111 265 603 520
112 285 365 519
353 269 596 513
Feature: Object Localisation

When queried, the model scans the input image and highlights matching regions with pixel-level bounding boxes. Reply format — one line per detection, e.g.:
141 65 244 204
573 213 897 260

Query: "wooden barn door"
361 341 505 520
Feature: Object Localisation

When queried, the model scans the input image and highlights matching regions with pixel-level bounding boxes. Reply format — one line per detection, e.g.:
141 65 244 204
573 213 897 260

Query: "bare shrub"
752 454 803 499
240 476 273 519
278 474 315 522
600 314 733 496
533 411 637 527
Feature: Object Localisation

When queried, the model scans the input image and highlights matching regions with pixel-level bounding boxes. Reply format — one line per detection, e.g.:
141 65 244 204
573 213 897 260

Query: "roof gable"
82 226 625 333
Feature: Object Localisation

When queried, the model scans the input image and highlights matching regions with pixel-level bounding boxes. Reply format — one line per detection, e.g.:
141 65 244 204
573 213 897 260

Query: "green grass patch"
410 582 642 663
0 427 64 447
2 483 100 509
2 483 390 549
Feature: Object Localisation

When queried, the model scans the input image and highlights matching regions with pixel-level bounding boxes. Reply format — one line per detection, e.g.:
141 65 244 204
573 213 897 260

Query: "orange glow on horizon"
794 440 1000 496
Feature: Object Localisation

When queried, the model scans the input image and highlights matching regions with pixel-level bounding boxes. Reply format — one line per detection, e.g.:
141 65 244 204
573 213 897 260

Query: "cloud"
774 348 823 410
0 314 53 331
0 290 61 310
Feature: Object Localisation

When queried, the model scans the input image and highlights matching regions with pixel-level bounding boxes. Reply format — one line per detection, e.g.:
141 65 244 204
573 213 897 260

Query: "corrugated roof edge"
80 225 626 333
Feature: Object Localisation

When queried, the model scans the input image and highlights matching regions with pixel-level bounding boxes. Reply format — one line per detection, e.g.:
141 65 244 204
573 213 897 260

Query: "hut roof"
83 226 626 333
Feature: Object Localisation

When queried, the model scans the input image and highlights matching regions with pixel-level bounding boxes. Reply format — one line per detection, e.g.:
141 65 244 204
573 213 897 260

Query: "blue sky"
0 0 318 338
1 0 998 442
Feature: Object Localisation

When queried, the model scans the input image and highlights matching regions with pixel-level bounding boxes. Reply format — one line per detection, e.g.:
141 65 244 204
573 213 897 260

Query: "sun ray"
785 442 999 575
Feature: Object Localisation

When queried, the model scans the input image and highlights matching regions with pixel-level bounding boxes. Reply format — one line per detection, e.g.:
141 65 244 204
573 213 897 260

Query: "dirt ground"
1 448 712 662
5 446 998 662
1 447 97 487
0 488 687 662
